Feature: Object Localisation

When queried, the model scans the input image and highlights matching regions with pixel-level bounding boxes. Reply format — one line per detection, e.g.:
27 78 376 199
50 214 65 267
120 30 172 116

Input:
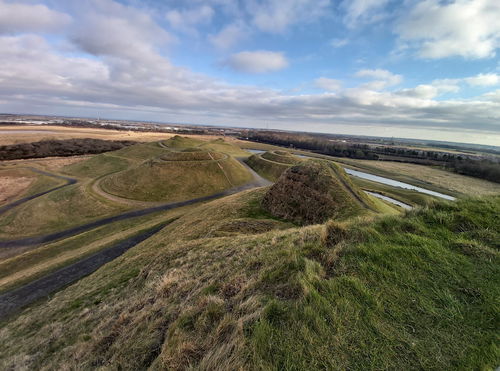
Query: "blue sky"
0 0 499 145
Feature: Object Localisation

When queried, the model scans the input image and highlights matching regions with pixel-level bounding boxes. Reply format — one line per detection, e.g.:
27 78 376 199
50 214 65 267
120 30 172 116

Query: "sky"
0 0 500 146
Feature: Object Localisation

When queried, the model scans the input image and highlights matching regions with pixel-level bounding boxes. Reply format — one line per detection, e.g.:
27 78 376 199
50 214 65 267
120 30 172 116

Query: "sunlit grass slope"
100 151 252 202
0 183 125 239
245 151 303 181
62 154 129 179
1 194 498 370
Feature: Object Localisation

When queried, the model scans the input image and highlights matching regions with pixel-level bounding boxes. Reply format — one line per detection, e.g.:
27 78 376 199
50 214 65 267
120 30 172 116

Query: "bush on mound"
262 160 374 225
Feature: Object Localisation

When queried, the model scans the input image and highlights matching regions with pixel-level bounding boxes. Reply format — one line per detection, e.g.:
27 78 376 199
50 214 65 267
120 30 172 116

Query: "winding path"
0 167 77 216
0 160 270 248
0 223 167 319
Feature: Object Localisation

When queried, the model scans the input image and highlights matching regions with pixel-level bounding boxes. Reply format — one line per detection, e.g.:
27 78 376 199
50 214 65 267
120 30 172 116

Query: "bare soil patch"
0 176 34 205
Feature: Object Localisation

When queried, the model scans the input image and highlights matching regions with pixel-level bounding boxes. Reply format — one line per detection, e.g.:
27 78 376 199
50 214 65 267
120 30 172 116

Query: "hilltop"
245 150 303 181
262 160 375 224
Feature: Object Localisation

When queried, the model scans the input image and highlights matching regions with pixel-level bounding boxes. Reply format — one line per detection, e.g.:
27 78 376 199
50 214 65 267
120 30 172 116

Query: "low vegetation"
0 139 136 161
262 161 375 224
245 151 302 181
0 132 498 370
100 152 251 202
0 190 498 369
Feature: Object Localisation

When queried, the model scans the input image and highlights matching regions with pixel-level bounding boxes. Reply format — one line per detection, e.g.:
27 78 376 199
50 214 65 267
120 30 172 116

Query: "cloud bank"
0 0 499 145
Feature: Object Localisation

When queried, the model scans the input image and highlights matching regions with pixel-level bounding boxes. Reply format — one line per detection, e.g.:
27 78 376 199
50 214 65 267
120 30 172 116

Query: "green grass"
0 183 125 239
111 142 167 160
245 153 291 181
162 135 205 149
1 191 497 370
249 196 500 370
100 155 252 202
261 151 303 165
198 138 252 157
62 154 129 179
0 207 186 293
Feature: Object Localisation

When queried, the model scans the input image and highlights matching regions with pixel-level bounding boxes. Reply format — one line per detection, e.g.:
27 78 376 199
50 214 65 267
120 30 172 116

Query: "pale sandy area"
0 176 34 204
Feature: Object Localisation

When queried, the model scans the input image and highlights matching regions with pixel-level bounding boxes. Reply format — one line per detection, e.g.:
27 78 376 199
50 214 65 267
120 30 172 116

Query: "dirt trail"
0 223 167 320
0 167 77 216
0 160 270 249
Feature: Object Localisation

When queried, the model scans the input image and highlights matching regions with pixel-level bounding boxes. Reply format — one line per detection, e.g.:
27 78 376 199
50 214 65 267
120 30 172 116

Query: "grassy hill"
100 151 252 202
245 151 303 182
0 191 498 370
262 160 377 224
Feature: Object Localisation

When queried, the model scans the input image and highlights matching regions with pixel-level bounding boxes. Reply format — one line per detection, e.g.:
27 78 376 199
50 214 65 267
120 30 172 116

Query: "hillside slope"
245 151 303 181
262 160 376 224
1 194 498 370
100 151 252 202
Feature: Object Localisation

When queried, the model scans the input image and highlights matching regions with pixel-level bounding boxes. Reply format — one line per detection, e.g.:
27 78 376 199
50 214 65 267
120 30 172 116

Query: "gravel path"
0 223 166 320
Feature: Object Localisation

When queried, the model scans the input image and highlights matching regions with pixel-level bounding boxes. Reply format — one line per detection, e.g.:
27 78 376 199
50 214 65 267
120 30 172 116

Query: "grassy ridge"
245 153 291 181
1 192 497 369
100 155 252 202
62 154 129 179
262 160 377 224
250 197 500 370
0 183 125 240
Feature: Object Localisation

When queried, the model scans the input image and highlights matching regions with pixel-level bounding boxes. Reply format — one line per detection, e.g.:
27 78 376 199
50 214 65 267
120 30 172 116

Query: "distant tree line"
245 131 500 183
0 138 136 161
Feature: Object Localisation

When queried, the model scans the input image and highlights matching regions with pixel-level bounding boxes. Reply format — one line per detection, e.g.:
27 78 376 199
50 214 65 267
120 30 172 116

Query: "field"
0 127 498 370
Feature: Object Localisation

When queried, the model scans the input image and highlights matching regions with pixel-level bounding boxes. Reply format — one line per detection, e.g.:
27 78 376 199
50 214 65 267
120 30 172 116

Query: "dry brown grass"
0 126 224 146
0 171 34 205
0 188 310 370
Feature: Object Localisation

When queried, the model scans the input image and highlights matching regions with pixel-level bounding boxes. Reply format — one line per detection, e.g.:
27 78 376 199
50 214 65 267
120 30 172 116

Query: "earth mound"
262 160 374 225
245 151 303 181
100 154 251 202
261 150 303 165
160 151 225 161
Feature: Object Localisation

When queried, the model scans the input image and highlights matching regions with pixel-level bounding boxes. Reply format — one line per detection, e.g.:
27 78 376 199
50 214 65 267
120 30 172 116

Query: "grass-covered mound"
62 154 129 179
160 151 225 161
261 150 303 165
161 135 204 149
262 160 375 225
1 194 498 370
198 138 250 157
245 150 303 182
100 154 252 202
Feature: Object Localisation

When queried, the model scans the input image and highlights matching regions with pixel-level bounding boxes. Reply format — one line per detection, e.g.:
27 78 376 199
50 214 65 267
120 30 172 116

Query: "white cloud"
465 73 500 86
208 22 248 50
165 5 214 33
397 0 500 59
341 0 390 27
70 1 174 63
315 77 342 92
397 85 439 100
225 50 288 73
0 1 71 34
356 69 403 90
331 38 349 48
0 0 499 144
247 0 331 33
